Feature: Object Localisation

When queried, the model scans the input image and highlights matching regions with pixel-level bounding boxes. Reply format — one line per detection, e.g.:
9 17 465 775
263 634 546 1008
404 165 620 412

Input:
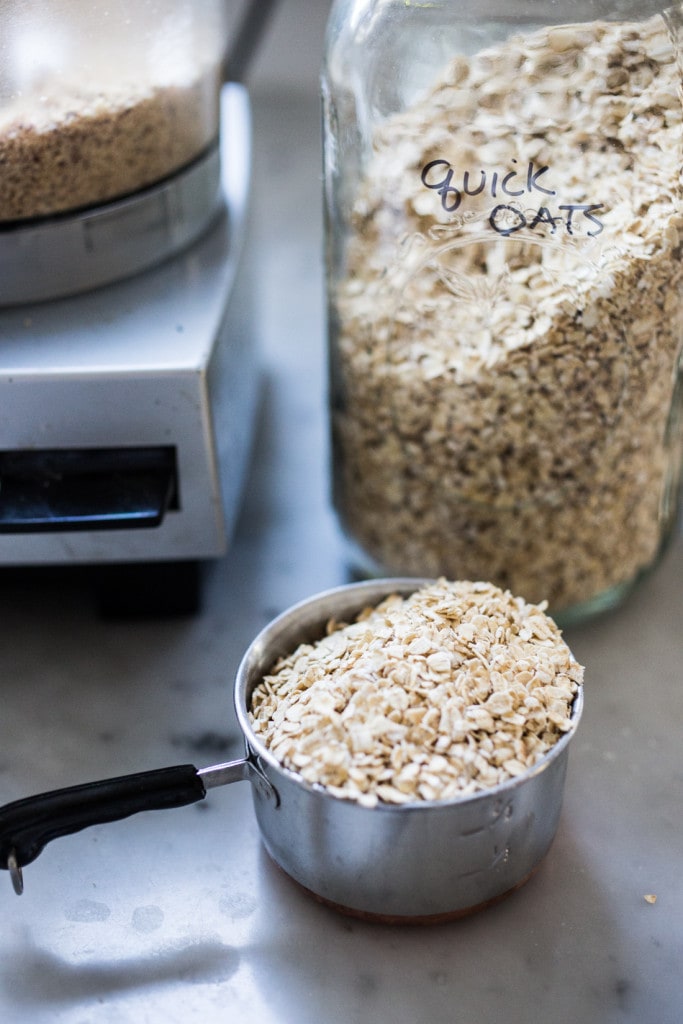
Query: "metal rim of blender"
233 577 585 814
0 142 223 307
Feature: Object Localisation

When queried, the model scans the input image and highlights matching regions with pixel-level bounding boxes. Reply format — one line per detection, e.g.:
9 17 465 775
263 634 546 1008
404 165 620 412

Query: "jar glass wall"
323 0 683 621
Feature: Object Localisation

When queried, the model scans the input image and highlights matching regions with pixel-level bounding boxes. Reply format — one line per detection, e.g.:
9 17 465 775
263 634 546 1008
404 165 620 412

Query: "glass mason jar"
323 0 683 621
0 0 227 222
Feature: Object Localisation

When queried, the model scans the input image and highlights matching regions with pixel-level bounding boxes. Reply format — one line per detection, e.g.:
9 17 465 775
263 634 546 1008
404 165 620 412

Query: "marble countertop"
1 14 682 1022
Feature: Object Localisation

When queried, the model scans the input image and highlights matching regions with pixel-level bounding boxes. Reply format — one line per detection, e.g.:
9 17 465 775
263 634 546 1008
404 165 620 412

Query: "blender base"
0 85 259 601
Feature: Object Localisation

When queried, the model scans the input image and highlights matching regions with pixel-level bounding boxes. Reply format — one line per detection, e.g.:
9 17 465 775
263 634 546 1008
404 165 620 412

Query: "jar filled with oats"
0 1 227 222
323 0 683 622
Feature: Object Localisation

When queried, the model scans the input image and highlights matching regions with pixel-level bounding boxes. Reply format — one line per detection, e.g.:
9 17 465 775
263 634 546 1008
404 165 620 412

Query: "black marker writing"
421 159 555 213
421 158 605 238
489 202 605 237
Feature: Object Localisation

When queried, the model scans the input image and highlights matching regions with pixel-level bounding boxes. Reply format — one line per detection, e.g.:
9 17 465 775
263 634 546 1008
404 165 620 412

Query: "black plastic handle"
0 764 206 872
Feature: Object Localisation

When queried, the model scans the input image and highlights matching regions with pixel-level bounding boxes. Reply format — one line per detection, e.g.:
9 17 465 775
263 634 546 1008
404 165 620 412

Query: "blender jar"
0 0 227 222
323 0 683 621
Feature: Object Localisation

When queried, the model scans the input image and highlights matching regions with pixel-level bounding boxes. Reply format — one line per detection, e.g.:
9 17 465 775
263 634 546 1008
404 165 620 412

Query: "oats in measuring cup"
249 579 584 808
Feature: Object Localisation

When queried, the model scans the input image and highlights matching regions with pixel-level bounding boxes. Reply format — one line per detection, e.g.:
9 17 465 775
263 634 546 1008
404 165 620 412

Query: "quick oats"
249 579 584 808
329 15 683 613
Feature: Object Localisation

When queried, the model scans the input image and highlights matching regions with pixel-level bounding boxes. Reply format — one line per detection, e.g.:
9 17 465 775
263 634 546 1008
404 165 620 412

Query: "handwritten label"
420 159 605 238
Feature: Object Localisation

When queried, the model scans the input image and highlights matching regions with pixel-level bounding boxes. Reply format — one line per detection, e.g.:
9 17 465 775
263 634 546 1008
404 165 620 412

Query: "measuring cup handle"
0 764 206 882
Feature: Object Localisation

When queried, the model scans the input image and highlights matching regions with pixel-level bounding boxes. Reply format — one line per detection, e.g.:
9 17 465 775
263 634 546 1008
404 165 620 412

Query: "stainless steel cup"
234 578 583 921
0 578 583 922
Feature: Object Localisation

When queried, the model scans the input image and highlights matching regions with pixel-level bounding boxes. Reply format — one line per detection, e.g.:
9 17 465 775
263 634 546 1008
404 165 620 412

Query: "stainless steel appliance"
0 1 277 612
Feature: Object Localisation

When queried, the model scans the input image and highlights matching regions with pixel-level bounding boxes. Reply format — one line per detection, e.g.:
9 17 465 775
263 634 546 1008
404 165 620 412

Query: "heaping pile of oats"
249 580 583 808
331 14 683 613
